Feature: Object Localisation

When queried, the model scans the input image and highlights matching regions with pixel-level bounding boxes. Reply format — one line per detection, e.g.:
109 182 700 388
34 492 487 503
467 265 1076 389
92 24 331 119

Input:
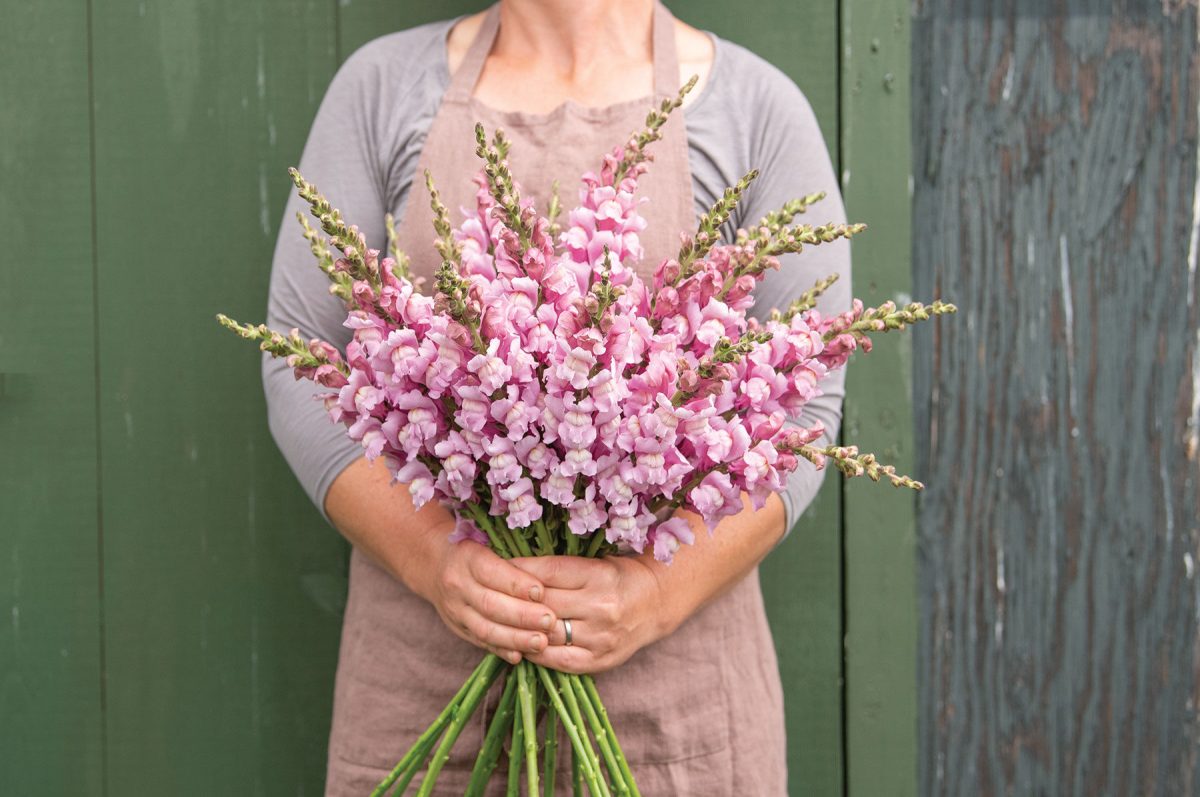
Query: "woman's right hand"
425 539 556 665
326 458 554 664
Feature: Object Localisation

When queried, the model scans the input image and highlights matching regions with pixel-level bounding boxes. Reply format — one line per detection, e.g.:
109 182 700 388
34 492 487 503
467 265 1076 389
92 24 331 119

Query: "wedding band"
563 618 574 646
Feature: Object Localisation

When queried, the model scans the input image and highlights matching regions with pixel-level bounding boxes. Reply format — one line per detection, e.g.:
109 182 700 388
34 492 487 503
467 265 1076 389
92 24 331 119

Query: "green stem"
532 518 556 556
569 675 628 796
507 525 536 558
507 690 524 796
572 742 583 796
415 655 506 797
543 694 559 797
464 669 519 797
534 665 606 797
517 663 541 795
582 676 641 797
370 656 492 796
584 531 607 558
465 504 513 559
555 670 612 797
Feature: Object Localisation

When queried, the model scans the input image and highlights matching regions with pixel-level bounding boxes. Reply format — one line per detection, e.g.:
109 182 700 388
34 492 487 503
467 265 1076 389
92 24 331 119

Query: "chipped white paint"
256 34 267 102
1185 551 1194 580
842 168 851 188
259 162 271 235
1001 60 1014 101
908 174 914 197
1162 456 1174 543
1059 234 1076 420
993 544 1003 643
895 291 912 306
996 546 1006 593
1026 233 1035 269
1189 329 1199 458
1190 95 1199 309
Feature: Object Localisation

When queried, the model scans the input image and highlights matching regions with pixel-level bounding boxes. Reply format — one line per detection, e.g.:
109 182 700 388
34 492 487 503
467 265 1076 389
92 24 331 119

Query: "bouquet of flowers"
219 78 953 796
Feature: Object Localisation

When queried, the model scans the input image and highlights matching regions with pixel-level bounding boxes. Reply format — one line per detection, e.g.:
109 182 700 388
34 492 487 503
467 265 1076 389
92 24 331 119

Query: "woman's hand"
509 554 673 674
326 459 556 665
426 540 558 666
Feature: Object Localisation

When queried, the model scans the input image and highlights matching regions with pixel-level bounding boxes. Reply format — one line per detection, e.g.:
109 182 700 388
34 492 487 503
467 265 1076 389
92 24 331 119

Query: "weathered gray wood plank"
913 2 1200 795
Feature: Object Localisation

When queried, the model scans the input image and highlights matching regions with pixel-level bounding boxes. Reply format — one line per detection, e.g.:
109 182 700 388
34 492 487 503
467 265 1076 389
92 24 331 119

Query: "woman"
264 1 851 793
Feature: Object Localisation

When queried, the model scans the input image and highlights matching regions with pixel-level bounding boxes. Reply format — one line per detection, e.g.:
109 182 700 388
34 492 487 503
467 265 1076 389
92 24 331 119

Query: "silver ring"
563 618 574 647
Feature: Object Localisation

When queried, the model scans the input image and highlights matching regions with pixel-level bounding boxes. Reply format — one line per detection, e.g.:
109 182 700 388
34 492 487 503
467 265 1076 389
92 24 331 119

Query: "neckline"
432 13 723 123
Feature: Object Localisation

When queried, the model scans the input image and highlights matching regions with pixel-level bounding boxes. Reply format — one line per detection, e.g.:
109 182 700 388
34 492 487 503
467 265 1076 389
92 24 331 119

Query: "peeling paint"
259 162 270 235
1059 233 1076 422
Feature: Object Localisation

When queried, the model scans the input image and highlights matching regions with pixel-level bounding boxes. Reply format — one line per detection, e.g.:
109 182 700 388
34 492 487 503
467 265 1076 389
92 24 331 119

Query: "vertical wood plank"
913 3 1200 794
676 2 845 793
0 1 105 794
91 2 346 793
337 0 484 58
840 1 918 795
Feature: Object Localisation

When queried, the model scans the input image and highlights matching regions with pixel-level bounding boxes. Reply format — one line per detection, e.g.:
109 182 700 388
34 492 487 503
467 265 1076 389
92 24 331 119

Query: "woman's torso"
323 6 790 795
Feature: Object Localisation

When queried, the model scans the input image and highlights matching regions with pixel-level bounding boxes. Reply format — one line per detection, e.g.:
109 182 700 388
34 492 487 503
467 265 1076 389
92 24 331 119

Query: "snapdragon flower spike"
677 168 759 272
216 315 350 389
772 273 841 322
289 167 383 292
425 170 463 269
788 440 926 491
604 74 698 186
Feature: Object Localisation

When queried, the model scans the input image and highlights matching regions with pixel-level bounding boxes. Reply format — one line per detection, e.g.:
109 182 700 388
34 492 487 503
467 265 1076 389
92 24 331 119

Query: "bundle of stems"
370 517 639 797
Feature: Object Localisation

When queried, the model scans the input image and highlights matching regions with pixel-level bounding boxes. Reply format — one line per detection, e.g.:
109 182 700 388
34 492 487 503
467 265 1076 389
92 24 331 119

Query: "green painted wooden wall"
1 1 915 794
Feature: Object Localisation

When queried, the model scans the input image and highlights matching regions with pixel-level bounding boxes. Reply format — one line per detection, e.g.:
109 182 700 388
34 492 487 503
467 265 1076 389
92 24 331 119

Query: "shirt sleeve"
726 52 853 534
262 45 392 519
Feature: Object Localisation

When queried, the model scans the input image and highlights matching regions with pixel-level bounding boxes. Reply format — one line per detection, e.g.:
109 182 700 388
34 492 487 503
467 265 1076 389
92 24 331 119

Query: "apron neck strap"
650 1 680 98
445 1 681 103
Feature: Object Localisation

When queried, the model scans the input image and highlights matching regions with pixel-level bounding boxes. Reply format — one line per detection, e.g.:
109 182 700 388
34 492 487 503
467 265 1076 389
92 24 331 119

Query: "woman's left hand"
509 554 674 674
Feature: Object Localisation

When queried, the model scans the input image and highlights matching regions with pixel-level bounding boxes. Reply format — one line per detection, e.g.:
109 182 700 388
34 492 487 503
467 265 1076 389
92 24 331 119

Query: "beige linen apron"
325 4 787 794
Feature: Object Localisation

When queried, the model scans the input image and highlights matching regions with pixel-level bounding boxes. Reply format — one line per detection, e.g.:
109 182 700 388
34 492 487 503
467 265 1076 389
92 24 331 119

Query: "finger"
509 555 601 590
469 550 549 602
544 615 586 647
484 644 523 666
436 607 524 665
526 644 604 675
459 606 549 656
467 585 556 633
539 587 610 624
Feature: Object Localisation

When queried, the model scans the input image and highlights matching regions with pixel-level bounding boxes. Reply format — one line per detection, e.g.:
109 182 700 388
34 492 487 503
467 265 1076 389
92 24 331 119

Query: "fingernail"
540 613 553 630
530 634 545 652
529 585 542 602
508 651 521 664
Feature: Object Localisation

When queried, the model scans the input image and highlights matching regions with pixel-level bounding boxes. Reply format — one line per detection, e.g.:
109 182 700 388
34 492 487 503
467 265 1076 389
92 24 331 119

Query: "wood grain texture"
0 1 105 794
840 1 919 795
912 2 1200 795
90 2 346 793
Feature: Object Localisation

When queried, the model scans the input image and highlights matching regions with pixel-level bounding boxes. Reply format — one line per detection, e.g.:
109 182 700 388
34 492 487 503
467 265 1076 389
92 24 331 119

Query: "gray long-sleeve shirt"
264 17 852 530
